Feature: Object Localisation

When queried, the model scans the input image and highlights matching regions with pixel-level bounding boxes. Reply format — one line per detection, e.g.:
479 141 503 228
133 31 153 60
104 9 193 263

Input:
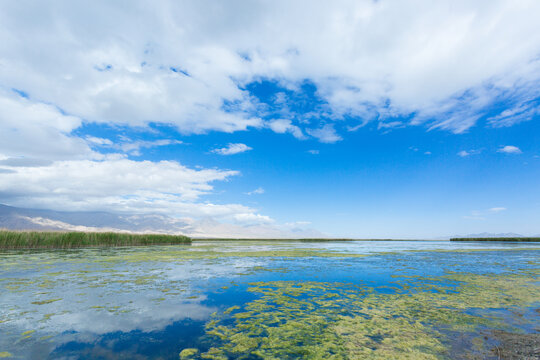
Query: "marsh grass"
0 230 191 249
450 237 540 242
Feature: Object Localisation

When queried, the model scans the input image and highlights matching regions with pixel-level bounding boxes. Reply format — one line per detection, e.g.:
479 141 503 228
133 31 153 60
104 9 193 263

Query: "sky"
0 0 539 238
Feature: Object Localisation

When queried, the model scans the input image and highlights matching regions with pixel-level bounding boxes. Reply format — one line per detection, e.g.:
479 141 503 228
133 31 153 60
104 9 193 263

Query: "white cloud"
0 0 538 140
306 124 342 143
86 136 113 146
246 187 265 195
458 149 482 157
186 218 325 238
284 221 312 227
267 119 305 139
307 150 320 155
212 143 252 155
0 1 538 236
487 102 540 127
497 145 522 154
0 158 271 221
464 207 507 220
232 213 273 224
0 90 95 161
87 137 183 156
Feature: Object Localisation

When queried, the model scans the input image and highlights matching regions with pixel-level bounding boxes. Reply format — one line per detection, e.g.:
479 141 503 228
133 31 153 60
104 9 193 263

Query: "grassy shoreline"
3 231 539 249
0 231 191 249
450 237 540 242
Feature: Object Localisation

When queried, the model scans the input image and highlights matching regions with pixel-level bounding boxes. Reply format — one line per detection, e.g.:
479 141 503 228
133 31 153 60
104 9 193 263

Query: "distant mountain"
0 204 325 238
446 232 528 239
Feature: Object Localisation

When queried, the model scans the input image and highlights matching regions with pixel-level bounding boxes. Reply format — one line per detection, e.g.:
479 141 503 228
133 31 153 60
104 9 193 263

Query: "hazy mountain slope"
0 204 325 238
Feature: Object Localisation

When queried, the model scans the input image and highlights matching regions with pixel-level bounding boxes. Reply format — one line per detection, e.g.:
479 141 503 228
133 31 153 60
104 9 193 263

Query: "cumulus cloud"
0 0 538 235
212 143 252 155
0 158 233 203
0 89 95 161
0 158 273 223
497 145 522 154
232 213 273 224
0 0 538 141
267 119 305 139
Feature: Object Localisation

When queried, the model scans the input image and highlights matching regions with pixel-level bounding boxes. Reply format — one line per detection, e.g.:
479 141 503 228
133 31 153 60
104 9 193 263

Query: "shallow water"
0 241 539 359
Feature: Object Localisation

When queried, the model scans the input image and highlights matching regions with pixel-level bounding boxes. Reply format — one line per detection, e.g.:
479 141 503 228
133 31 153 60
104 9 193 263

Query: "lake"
0 240 539 359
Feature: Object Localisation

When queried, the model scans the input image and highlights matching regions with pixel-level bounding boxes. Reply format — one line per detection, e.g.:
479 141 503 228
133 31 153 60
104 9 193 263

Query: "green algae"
31 298 62 305
0 352 12 358
179 348 199 359
196 271 540 359
1 241 538 359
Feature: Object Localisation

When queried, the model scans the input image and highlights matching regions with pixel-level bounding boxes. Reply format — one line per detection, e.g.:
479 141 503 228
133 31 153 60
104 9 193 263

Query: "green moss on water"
1 242 538 358
196 271 540 359
31 298 61 305
179 348 199 359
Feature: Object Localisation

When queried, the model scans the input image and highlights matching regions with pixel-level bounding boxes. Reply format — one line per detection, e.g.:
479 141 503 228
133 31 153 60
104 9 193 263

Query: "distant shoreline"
450 237 540 242
2 230 540 249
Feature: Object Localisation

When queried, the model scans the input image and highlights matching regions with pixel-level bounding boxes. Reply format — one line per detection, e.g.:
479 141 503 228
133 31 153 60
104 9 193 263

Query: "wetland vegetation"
0 240 538 359
450 237 540 242
0 230 191 249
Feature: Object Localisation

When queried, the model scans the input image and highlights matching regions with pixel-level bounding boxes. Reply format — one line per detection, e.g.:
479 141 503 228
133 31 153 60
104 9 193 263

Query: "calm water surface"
0 240 538 359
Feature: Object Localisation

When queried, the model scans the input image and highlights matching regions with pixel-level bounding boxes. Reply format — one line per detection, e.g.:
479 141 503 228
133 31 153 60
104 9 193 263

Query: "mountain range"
0 204 325 239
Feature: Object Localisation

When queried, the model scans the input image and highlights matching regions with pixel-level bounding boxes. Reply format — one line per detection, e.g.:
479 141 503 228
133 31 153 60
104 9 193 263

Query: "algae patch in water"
31 298 62 305
0 352 12 358
179 348 199 359
195 271 540 359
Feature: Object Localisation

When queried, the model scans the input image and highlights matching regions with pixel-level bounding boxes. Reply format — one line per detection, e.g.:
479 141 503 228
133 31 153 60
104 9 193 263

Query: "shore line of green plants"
450 237 540 242
0 231 191 249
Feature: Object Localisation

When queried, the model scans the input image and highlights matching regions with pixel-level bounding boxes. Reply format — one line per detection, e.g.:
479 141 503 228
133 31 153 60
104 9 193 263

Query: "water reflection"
0 241 538 359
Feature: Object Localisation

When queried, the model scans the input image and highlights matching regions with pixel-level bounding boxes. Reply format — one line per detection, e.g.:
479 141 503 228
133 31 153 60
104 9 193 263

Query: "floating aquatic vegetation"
30 298 62 305
179 348 199 359
1 241 538 359
197 270 540 359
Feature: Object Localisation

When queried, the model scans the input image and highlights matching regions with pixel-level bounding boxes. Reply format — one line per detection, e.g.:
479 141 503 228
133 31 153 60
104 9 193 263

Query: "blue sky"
0 1 539 237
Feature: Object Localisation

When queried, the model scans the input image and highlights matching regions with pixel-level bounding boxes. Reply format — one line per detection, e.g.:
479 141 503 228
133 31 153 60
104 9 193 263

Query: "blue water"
0 240 538 359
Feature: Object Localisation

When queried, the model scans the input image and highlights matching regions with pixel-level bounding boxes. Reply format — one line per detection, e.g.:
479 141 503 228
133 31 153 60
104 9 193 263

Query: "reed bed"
0 230 191 249
450 237 540 242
